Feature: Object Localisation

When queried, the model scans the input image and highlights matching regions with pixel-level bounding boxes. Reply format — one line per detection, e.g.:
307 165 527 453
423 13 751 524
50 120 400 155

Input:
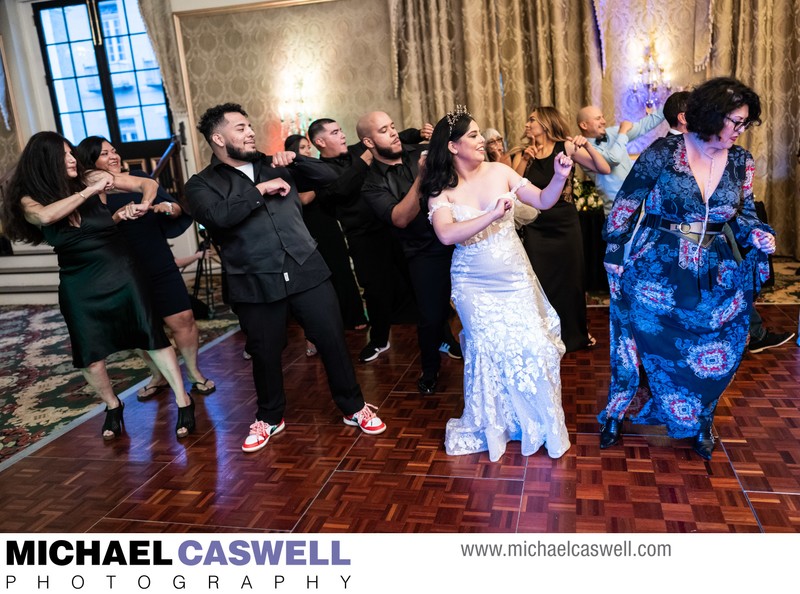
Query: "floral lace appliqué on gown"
430 179 570 461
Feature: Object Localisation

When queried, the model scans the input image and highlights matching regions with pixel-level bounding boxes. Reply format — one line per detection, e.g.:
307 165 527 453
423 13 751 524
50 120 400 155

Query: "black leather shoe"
417 372 438 395
599 418 622 449
692 423 715 460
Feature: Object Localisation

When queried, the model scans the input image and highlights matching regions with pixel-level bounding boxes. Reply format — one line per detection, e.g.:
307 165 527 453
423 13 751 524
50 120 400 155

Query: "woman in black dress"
510 107 610 352
76 136 215 398
1 132 195 440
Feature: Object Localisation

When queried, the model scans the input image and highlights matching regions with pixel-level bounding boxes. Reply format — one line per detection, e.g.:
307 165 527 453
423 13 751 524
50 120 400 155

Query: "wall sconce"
279 76 314 139
631 44 671 109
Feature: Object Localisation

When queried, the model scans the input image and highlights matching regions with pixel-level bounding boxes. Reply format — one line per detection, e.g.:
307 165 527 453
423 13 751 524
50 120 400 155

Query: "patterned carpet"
0 281 239 463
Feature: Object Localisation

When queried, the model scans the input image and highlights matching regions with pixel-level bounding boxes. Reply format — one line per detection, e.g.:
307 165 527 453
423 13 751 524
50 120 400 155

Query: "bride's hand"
553 151 573 178
492 196 513 220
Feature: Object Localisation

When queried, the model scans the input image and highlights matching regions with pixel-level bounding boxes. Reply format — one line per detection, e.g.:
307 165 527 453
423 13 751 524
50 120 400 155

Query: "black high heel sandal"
102 400 125 440
176 395 196 439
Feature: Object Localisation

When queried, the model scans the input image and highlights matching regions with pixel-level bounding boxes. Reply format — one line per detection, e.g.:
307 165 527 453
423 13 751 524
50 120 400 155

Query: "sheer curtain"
711 0 800 257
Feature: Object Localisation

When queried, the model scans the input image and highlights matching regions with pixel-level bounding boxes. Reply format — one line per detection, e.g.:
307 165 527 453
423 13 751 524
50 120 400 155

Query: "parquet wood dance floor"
2 305 798 533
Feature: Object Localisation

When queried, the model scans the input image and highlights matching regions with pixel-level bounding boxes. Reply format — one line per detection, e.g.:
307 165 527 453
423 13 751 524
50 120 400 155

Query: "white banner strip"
1 533 793 592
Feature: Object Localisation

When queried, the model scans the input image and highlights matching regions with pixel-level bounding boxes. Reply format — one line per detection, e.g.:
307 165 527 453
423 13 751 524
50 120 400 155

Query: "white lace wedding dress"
430 179 570 462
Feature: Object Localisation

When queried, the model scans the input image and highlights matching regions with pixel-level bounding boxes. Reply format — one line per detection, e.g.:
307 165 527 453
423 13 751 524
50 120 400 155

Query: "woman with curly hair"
1 132 196 440
597 77 775 459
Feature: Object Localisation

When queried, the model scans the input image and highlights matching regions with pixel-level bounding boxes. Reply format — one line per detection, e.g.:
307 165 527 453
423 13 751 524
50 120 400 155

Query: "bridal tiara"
446 105 471 134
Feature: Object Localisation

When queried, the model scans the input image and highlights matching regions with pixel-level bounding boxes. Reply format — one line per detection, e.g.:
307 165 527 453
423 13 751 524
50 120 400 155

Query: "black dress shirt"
185 153 336 303
361 143 451 258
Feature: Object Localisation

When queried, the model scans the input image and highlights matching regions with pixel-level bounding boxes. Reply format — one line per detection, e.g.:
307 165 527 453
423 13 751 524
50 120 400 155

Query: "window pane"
117 106 144 142
64 4 92 42
136 70 164 105
142 104 169 140
40 8 69 44
123 0 146 34
47 44 75 79
77 77 105 111
129 34 157 70
84 110 111 140
38 0 173 148
71 41 98 77
61 112 86 144
111 72 139 107
98 0 127 36
105 36 133 73
53 78 81 113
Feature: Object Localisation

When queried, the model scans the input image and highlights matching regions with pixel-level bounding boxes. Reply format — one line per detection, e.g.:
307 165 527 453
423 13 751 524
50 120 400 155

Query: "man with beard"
306 117 425 363
186 103 387 453
358 111 461 395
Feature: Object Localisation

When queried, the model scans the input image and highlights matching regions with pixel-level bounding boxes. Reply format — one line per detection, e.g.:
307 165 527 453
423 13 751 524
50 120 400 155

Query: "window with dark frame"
33 0 172 163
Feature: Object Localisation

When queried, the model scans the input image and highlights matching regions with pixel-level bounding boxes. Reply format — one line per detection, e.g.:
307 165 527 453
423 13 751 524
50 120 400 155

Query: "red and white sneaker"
343 403 386 435
241 419 285 453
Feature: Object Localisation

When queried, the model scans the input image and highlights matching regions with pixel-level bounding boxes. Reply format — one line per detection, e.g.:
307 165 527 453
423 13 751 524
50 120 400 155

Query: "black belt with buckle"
642 214 724 248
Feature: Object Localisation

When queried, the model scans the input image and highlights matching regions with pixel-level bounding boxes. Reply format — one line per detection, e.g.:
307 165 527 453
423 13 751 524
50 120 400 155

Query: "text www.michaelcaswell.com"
461 540 672 559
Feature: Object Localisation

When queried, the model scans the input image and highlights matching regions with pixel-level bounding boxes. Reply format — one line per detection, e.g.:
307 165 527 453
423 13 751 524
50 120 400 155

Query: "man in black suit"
358 110 461 395
185 103 386 453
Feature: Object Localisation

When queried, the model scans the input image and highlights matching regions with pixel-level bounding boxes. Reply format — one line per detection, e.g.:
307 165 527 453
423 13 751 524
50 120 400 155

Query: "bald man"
576 105 665 214
358 111 461 395
301 116 427 363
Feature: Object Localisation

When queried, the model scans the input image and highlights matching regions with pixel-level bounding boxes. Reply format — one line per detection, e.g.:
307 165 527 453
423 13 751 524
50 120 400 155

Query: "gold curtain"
711 0 800 257
393 0 597 146
137 0 187 117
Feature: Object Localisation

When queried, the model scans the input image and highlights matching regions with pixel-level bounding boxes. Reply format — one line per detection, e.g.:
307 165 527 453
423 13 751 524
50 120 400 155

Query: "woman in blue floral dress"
597 78 776 459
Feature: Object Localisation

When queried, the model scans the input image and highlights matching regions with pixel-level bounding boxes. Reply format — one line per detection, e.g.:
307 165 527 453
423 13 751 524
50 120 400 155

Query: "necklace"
690 134 723 202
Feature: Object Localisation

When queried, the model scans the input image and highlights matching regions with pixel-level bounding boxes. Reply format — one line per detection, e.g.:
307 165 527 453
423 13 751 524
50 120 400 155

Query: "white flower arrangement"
573 180 604 212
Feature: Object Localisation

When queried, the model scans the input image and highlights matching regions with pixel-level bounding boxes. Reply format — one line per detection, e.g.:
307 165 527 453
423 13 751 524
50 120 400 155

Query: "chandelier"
631 44 671 109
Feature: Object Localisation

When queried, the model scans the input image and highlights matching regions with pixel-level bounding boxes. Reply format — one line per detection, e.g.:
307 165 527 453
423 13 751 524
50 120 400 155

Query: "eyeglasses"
486 138 504 145
725 116 752 132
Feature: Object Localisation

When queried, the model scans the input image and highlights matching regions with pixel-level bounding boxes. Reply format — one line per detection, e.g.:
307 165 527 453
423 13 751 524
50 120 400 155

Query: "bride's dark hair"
419 111 474 203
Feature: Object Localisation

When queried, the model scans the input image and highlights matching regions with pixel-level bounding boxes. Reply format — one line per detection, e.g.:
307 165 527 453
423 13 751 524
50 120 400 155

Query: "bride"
419 107 572 461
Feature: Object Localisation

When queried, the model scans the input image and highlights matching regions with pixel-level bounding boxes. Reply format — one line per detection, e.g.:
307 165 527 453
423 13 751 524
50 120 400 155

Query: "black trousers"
406 249 454 376
347 230 411 346
235 280 364 424
304 207 367 329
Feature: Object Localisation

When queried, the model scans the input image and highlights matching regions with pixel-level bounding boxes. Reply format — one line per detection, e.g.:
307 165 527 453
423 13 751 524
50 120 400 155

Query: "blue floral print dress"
597 134 772 438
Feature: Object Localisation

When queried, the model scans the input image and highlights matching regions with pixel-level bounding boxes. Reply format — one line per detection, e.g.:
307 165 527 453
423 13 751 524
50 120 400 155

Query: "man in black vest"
185 103 386 453
358 111 461 395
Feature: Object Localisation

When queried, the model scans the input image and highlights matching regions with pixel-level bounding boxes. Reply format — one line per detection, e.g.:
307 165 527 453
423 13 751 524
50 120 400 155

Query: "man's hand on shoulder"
257 178 291 196
360 149 373 166
271 151 296 168
618 121 633 136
